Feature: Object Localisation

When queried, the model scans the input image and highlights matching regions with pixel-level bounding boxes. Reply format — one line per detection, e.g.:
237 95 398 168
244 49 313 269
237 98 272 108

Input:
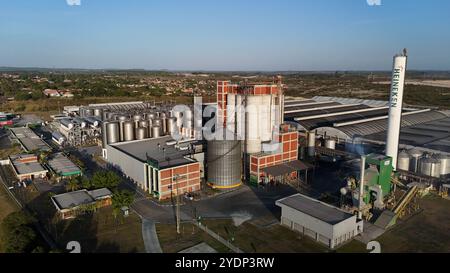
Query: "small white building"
276 193 363 249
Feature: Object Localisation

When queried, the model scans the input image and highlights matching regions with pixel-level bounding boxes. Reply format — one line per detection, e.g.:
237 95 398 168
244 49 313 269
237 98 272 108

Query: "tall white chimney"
386 49 408 170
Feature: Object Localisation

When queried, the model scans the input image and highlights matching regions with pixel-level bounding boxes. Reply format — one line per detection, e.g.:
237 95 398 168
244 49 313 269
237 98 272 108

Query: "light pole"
172 174 186 235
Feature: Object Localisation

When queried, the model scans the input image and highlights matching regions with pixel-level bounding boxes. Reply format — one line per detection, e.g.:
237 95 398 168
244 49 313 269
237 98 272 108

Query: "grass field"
156 222 232 253
48 207 145 253
338 194 450 253
0 184 20 252
202 218 329 253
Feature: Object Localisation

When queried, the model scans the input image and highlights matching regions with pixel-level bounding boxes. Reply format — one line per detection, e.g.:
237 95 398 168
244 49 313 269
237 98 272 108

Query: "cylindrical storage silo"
167 117 177 136
408 148 423 173
260 95 272 142
161 117 168 135
123 121 135 141
226 93 236 134
325 139 336 150
85 109 94 117
94 108 103 117
307 131 316 157
118 116 127 141
136 127 147 140
419 156 441 178
207 140 242 189
245 96 262 154
152 126 161 139
153 118 162 127
106 122 120 144
434 154 450 176
101 122 108 148
397 150 410 171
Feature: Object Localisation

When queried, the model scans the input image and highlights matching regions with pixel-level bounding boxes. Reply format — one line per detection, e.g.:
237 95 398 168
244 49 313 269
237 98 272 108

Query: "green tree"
91 171 121 190
1 211 41 253
66 177 80 192
111 190 135 224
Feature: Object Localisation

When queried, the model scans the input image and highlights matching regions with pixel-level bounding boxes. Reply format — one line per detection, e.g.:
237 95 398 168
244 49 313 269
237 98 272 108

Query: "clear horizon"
1 0 450 71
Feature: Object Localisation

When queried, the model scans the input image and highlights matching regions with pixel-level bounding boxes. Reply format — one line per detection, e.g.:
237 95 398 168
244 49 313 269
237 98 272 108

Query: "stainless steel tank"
152 126 161 138
419 155 441 178
397 150 410 171
94 108 103 117
139 120 149 128
434 153 450 176
136 127 147 140
161 117 167 135
153 118 162 127
408 148 423 173
118 116 127 142
85 109 94 117
123 121 135 141
167 117 177 135
106 122 120 144
207 140 242 189
147 113 156 120
325 139 336 150
101 122 108 148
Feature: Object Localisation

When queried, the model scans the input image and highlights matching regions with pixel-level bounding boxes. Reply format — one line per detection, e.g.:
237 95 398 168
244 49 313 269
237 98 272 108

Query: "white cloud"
66 0 81 6
366 0 382 6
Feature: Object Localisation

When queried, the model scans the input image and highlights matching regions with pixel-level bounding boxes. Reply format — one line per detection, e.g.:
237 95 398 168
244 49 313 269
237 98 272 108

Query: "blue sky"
0 0 449 70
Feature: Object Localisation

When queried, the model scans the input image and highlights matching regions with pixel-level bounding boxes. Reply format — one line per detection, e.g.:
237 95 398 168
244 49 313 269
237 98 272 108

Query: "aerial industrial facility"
3 50 449 251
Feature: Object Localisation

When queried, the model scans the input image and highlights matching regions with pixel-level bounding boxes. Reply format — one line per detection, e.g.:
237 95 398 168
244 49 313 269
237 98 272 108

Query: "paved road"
141 218 163 253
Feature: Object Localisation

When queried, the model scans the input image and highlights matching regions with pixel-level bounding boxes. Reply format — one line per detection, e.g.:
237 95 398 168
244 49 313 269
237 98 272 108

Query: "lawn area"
338 194 450 253
49 207 145 253
375 195 450 253
202 218 330 253
23 188 145 253
0 184 20 252
156 222 232 253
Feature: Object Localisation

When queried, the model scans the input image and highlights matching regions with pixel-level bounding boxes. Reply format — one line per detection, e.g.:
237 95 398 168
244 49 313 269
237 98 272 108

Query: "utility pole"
173 174 185 235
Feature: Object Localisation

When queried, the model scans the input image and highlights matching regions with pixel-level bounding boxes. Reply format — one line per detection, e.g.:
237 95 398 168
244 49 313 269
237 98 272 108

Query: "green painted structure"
363 154 393 204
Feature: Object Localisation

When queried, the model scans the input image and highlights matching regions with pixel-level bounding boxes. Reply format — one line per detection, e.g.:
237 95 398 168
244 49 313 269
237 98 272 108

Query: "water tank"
434 154 450 176
397 150 410 171
408 148 423 172
152 126 161 139
123 121 135 141
419 155 441 178
325 139 336 150
207 140 242 189
106 122 120 144
136 127 148 140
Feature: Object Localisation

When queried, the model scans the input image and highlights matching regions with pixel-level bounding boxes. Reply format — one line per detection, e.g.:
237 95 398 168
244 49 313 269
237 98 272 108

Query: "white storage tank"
397 150 410 171
245 95 262 154
307 131 316 157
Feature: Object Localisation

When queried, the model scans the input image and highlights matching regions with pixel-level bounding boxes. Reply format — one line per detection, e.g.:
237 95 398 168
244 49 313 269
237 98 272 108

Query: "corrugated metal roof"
334 111 448 138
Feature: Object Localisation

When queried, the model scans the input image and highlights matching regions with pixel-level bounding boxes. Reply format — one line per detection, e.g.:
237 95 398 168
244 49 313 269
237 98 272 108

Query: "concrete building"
105 136 202 200
276 193 363 249
9 154 48 182
9 127 51 152
51 188 113 220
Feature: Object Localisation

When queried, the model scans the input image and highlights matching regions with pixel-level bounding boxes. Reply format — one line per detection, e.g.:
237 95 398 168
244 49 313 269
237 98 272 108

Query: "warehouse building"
51 188 112 219
105 136 203 200
276 193 363 249
284 96 450 159
9 154 48 182
9 127 51 152
47 153 82 182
